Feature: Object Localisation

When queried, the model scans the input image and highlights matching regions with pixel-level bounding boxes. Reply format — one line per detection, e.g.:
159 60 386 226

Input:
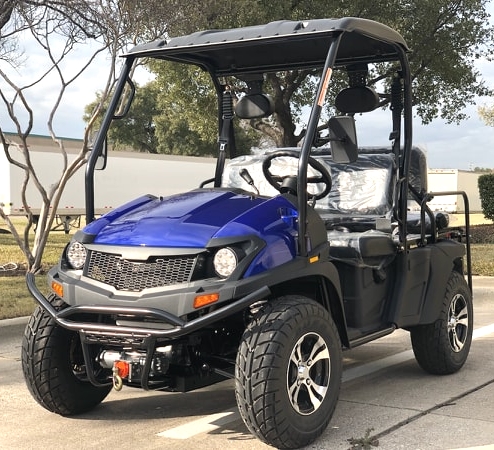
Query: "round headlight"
66 241 87 270
213 247 238 278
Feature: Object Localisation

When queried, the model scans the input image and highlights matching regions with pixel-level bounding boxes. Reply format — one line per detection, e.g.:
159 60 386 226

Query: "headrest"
235 94 275 119
335 86 380 114
409 146 428 194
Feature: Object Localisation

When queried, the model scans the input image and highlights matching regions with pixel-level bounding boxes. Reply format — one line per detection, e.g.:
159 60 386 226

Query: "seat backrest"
315 152 396 215
222 152 295 196
409 146 428 192
222 150 329 198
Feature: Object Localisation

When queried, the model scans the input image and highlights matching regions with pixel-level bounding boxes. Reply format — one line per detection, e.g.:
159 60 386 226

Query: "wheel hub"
297 362 310 379
447 293 469 353
287 333 330 415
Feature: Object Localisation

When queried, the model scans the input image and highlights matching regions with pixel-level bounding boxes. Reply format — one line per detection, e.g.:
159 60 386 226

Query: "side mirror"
95 138 108 170
88 131 108 170
328 116 358 163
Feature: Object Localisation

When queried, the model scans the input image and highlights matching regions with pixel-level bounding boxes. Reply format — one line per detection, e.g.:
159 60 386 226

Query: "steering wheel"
261 150 332 200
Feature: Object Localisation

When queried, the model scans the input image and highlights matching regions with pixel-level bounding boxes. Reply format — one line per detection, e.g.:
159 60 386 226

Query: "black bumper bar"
26 272 270 339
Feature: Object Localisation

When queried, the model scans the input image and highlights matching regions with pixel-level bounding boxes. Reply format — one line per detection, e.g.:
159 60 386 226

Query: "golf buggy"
23 17 473 449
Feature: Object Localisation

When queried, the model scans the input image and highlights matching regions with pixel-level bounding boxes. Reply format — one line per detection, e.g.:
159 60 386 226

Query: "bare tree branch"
0 0 132 272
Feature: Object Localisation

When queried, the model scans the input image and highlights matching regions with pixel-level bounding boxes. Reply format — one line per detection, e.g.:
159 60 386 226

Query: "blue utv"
23 17 473 449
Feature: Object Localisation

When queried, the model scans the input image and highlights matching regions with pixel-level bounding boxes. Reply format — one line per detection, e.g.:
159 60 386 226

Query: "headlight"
213 247 238 278
66 241 87 270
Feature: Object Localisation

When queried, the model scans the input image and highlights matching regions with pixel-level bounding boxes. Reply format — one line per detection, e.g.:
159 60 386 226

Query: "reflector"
194 293 220 309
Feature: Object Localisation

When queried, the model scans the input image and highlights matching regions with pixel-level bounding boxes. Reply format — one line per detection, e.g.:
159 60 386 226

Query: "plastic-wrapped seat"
315 151 396 218
315 150 397 267
326 229 397 268
222 147 434 268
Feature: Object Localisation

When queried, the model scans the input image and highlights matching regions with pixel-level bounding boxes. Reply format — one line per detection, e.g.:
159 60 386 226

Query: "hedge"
478 174 494 221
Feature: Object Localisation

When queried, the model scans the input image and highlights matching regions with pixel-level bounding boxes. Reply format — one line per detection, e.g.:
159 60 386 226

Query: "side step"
347 325 396 349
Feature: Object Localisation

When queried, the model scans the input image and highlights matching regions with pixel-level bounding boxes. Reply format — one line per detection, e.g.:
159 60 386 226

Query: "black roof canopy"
124 17 409 75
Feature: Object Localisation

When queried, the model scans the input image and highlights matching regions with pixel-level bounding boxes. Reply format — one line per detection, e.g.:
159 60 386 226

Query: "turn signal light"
51 281 64 298
193 293 219 309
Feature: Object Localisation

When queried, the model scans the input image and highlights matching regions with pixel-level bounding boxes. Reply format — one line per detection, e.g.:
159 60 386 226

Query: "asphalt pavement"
1 276 493 449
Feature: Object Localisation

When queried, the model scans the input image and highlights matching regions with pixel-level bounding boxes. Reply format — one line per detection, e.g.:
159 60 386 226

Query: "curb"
0 316 29 328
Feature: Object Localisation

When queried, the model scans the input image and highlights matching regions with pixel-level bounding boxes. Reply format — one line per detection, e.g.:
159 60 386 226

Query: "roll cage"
86 17 413 258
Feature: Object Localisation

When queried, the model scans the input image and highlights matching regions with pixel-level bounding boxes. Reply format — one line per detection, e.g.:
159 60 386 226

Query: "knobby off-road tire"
410 271 473 375
235 296 342 449
21 295 112 415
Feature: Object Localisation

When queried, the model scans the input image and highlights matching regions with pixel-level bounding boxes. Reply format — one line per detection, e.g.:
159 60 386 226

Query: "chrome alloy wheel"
287 332 330 415
448 293 469 352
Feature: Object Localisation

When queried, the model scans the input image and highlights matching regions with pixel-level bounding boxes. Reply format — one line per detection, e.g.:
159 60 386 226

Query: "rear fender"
419 240 466 324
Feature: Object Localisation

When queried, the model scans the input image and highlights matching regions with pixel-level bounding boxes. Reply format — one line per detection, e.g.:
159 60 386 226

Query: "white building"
427 169 482 213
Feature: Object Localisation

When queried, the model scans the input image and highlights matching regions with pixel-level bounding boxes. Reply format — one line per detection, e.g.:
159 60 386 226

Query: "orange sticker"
317 68 333 106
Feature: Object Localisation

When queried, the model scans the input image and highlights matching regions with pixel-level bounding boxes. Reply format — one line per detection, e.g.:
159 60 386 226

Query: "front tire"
21 295 112 415
410 271 473 375
235 296 342 449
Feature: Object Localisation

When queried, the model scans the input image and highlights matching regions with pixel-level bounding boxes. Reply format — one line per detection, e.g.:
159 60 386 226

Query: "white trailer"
1 134 217 229
427 169 482 213
2 134 484 226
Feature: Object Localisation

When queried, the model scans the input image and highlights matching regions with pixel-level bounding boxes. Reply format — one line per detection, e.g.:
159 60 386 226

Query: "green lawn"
1 219 71 320
1 219 493 320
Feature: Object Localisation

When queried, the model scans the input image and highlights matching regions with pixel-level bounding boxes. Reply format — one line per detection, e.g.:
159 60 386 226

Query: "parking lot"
1 276 493 450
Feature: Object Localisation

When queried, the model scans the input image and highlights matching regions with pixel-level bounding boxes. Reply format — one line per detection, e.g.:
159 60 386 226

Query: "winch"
97 347 172 390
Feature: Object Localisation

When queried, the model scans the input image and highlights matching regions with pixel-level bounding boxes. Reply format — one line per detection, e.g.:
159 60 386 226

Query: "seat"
315 150 397 267
326 229 397 268
315 152 395 217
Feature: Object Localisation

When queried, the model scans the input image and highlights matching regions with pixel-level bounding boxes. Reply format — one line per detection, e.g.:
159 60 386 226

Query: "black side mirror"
95 138 107 170
328 116 358 163
88 131 108 170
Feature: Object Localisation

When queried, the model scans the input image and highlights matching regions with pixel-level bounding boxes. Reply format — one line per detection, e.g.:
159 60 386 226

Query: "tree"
478 103 494 127
86 60 261 156
84 82 161 153
0 0 169 272
94 0 493 152
478 173 494 220
473 167 493 173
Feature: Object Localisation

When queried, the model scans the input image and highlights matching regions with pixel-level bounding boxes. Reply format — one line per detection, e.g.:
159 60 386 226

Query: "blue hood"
84 189 295 248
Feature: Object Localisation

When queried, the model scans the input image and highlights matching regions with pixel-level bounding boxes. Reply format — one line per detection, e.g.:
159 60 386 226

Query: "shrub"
469 224 494 244
478 174 494 220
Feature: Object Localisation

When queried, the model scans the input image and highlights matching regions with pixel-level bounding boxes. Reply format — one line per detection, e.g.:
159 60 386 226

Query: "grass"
1 218 493 320
0 220 69 270
0 276 40 320
1 217 72 319
470 244 494 276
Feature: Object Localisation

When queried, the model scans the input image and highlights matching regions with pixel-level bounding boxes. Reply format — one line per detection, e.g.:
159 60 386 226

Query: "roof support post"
297 34 341 257
85 57 134 224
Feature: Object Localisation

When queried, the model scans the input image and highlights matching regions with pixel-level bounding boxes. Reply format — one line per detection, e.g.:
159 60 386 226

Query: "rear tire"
21 295 112 415
410 271 473 375
235 296 342 449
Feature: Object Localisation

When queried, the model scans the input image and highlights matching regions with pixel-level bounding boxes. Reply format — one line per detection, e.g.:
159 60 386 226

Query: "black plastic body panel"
418 239 467 324
333 261 395 331
389 239 466 328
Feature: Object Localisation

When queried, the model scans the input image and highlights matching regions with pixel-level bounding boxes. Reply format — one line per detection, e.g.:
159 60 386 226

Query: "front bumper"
26 271 270 339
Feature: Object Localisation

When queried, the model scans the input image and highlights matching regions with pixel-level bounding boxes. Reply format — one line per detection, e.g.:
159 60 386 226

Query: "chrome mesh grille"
85 251 196 292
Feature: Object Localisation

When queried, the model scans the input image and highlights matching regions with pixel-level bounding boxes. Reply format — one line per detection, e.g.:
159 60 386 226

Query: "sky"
2 13 494 171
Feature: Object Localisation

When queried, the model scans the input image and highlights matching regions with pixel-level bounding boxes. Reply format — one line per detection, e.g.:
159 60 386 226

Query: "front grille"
85 250 197 292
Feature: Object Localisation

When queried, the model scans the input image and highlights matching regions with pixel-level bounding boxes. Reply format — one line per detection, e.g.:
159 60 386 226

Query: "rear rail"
420 190 472 291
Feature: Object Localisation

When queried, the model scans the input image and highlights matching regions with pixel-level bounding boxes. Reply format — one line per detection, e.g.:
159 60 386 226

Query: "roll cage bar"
86 17 412 257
